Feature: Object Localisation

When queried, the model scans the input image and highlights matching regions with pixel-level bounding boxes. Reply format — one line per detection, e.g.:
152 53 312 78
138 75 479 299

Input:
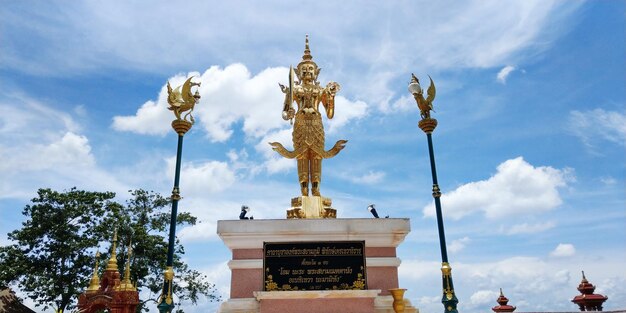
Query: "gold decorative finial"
302 34 312 61
87 251 101 292
106 228 118 271
409 73 436 120
500 288 504 296
410 73 438 134
581 270 588 282
117 238 136 291
167 77 201 135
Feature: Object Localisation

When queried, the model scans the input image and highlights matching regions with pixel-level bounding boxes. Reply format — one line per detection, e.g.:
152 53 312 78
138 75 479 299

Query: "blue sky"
1 1 624 312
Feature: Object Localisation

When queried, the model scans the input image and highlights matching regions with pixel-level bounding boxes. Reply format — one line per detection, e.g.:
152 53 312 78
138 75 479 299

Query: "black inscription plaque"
263 241 367 291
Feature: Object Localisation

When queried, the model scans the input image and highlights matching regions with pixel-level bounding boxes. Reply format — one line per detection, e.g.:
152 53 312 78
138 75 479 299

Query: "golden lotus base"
287 196 336 219
418 118 437 134
171 119 192 135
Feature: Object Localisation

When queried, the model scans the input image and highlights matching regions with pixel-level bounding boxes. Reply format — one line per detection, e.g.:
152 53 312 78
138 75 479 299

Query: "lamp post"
409 73 459 313
157 77 201 313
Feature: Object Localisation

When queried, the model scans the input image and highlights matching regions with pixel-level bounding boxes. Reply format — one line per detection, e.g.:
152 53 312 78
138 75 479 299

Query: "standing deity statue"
269 36 347 199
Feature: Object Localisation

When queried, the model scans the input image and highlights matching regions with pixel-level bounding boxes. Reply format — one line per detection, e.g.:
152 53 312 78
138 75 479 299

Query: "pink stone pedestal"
217 218 418 313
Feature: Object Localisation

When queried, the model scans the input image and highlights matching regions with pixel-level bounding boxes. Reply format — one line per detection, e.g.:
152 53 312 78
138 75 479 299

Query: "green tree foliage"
0 188 119 312
0 188 219 313
102 189 219 311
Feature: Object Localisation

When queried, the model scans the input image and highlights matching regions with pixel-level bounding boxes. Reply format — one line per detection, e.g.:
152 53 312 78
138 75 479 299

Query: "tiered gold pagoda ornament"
270 35 347 219
78 229 139 313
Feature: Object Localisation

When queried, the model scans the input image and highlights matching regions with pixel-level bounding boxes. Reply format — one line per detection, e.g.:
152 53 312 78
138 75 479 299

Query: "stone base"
217 219 415 313
218 294 418 313
287 196 336 219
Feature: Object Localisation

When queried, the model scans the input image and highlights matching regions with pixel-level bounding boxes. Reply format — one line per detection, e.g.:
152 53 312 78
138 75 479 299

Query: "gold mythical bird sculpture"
269 36 347 197
410 73 436 120
167 77 201 123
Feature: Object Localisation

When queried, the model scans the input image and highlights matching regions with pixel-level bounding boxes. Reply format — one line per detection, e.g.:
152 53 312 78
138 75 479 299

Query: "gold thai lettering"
266 247 321 257
306 267 352 275
288 276 314 284
315 275 341 283
321 247 362 255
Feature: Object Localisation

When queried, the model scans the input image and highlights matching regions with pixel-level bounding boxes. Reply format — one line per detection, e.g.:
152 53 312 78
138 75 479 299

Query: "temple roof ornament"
492 288 516 313
572 271 608 311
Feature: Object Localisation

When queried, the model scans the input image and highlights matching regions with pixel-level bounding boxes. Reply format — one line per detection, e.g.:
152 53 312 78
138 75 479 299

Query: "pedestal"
287 196 336 219
217 218 418 313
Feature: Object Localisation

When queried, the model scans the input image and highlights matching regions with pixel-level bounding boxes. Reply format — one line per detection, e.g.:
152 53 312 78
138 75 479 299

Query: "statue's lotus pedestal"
217 218 418 313
287 196 336 218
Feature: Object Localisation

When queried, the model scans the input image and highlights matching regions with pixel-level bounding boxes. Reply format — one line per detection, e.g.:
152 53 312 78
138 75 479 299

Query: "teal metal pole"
158 133 185 313
425 131 459 313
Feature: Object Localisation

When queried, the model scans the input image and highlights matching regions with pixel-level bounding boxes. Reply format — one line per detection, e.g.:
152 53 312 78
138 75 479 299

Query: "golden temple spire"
86 251 101 292
106 228 119 271
302 34 313 61
117 238 136 291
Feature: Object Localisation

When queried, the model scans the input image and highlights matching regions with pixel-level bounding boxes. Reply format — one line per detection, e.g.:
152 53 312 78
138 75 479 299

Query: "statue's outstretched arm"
322 82 340 119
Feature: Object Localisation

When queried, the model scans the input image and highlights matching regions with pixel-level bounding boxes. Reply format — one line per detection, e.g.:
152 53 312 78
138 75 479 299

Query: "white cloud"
4 2 579 72
112 98 170 135
176 180 299 242
348 171 386 185
417 296 440 306
497 65 516 83
423 157 572 220
166 158 237 197
470 290 500 306
390 94 416 112
0 132 94 173
550 243 576 257
254 128 296 174
568 109 626 149
448 236 471 253
600 176 617 186
112 64 286 140
504 222 556 235
400 254 626 313
0 95 128 199
4 2 583 113
325 97 368 133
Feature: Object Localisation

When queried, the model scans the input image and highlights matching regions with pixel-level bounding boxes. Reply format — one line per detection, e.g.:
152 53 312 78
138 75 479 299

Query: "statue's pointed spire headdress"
296 34 320 82
302 34 313 61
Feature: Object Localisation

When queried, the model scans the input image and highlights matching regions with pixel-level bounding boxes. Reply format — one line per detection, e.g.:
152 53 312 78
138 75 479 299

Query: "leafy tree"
0 188 219 313
102 189 219 312
0 188 119 312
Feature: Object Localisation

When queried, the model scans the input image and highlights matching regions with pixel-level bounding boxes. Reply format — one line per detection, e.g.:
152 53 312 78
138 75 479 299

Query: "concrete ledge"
217 298 259 313
218 218 410 249
217 295 419 313
254 289 382 300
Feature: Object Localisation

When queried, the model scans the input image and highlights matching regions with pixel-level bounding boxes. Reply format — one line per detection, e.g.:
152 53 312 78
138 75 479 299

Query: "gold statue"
410 73 436 120
269 35 347 197
167 77 201 123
